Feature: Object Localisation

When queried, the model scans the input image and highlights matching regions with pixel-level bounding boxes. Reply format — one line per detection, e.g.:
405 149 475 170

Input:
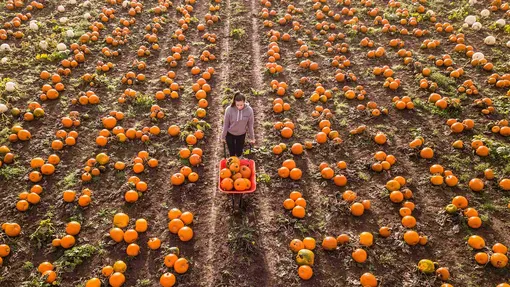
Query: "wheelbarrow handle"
223 141 253 159
245 142 254 159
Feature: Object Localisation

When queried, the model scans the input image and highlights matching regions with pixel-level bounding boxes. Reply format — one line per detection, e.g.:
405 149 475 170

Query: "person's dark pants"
226 132 246 157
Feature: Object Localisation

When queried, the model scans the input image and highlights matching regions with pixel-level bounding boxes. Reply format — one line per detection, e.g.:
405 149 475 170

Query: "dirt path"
244 0 280 284
200 0 233 284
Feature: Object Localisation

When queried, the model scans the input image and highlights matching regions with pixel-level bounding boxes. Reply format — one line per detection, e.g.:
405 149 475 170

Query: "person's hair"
230 92 246 107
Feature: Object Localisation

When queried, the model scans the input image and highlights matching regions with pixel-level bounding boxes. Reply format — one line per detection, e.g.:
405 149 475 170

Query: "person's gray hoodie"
221 102 254 140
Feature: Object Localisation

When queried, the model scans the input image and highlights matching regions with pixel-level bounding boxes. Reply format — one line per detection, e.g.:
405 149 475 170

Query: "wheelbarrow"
218 143 256 210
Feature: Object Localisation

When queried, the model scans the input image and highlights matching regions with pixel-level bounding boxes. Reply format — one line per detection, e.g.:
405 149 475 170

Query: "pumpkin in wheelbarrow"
232 172 243 181
219 168 232 179
227 156 242 173
296 249 315 266
227 156 240 166
239 165 252 178
245 179 252 189
234 178 250 191
220 178 234 191
229 162 240 173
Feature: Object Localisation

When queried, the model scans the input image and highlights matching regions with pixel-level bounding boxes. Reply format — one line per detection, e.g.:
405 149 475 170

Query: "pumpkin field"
1 0 510 286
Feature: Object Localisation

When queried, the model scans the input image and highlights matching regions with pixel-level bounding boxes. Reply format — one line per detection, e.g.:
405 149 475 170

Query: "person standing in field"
221 93 255 157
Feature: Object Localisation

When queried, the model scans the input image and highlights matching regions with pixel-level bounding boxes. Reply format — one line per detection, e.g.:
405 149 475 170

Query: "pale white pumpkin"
29 21 38 31
465 15 477 25
0 104 8 113
39 40 48 50
472 52 485 61
484 36 496 46
57 43 67 51
480 9 490 18
0 44 11 52
5 82 16 92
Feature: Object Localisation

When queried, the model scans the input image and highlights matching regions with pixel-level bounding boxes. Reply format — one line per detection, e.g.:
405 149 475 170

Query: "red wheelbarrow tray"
218 158 256 194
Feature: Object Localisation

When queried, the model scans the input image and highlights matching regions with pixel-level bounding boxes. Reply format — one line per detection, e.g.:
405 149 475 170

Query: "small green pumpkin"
445 204 458 214
296 249 314 266
417 259 438 274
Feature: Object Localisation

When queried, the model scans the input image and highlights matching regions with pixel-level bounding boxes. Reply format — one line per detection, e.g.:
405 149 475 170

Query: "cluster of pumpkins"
417 259 451 282
0 223 21 266
51 221 82 249
0 145 14 168
167 208 194 242
371 151 397 172
109 213 148 257
36 262 58 284
289 237 316 280
86 260 130 287
81 153 110 183
283 191 307 219
219 156 253 191
160 247 190 287
0 243 10 266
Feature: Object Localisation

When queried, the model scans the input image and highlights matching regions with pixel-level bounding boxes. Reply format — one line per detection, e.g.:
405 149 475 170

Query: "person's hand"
249 139 255 145
221 138 226 143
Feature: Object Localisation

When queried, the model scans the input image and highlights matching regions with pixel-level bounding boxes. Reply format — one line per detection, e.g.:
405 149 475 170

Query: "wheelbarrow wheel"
231 193 243 211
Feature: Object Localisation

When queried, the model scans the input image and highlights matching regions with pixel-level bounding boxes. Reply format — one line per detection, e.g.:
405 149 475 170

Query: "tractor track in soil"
202 0 283 284
242 0 280 285
147 0 225 285
200 0 233 284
